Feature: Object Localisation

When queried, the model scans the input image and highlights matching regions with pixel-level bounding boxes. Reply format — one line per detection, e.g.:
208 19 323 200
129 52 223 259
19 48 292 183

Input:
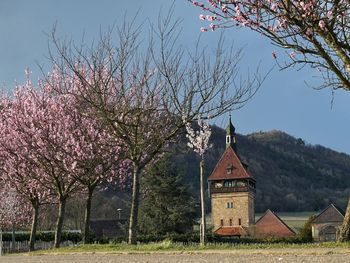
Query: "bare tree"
44 8 263 244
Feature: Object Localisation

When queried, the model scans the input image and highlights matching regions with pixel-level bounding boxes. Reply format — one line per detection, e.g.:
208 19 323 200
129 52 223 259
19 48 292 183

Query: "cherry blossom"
185 117 212 157
184 117 212 245
189 0 350 90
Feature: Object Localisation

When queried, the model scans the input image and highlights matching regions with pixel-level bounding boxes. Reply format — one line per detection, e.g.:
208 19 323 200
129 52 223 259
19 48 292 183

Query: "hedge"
1 231 82 243
109 232 310 244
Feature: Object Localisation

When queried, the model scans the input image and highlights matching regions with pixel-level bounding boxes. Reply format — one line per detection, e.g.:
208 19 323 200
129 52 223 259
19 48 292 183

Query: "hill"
171 126 350 213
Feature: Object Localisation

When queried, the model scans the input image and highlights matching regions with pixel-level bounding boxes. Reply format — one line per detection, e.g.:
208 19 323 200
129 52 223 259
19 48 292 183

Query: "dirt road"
0 248 349 263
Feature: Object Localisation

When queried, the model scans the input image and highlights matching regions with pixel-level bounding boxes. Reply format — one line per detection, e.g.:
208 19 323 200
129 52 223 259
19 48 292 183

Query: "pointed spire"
226 115 237 151
226 115 235 135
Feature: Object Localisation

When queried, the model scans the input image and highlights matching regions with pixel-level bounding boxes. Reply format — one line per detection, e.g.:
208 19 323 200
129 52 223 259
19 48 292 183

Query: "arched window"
320 225 337 242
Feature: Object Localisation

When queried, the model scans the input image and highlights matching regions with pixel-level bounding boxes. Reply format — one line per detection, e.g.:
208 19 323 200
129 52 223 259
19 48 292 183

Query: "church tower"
208 118 256 236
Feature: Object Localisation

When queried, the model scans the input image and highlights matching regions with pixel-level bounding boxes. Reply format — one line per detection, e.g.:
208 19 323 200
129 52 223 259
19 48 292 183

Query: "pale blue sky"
1 0 350 154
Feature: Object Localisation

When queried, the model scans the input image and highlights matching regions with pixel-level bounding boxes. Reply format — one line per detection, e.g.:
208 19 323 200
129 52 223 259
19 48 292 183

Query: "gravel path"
1 248 350 263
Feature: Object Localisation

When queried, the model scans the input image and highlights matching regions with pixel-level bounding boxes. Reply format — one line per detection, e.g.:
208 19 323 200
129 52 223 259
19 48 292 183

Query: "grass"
27 241 350 255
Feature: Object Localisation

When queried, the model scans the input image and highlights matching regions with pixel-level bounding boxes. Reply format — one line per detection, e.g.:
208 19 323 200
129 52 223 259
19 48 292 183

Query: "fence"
1 240 75 254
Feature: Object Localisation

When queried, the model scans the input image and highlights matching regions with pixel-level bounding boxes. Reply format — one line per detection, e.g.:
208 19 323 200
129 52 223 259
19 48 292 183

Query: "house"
255 209 295 238
89 218 127 239
310 204 344 242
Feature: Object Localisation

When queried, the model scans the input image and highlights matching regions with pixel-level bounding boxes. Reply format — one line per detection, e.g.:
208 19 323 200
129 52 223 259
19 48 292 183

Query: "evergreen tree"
138 157 198 235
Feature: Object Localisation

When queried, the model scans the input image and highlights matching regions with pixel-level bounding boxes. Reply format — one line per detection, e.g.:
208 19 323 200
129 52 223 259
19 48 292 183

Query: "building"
310 204 344 242
208 118 297 239
255 210 295 238
208 118 256 237
89 218 127 239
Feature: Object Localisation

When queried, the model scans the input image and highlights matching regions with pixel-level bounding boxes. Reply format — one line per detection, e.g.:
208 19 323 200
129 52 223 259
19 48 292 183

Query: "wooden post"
199 158 206 246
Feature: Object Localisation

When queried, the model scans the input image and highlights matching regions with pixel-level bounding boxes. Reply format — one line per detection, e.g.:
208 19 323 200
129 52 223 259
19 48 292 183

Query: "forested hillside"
171 126 350 213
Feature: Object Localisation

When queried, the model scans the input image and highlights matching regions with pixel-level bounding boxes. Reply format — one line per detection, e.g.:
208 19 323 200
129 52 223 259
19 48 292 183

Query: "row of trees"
0 74 127 250
0 10 262 249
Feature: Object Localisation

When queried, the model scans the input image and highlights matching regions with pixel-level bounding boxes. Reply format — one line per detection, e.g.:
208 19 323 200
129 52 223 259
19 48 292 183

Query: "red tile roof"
214 226 248 236
208 146 254 181
255 210 295 238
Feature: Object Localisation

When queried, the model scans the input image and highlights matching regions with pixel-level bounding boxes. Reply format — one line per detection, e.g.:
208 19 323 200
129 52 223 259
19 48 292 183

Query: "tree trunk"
199 158 206 246
0 227 2 256
83 188 93 244
29 202 39 252
11 226 15 253
54 196 67 248
128 163 140 244
337 197 350 242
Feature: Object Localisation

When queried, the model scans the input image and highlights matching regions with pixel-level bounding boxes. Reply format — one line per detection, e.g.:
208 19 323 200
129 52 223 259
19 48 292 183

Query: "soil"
1 248 350 263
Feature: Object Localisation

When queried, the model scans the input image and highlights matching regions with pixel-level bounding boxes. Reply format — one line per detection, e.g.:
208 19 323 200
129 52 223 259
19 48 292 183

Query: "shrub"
1 231 81 243
298 215 317 242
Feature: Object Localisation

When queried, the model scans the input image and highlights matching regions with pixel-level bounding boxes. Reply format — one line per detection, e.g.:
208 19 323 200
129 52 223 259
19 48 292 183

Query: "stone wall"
211 191 255 231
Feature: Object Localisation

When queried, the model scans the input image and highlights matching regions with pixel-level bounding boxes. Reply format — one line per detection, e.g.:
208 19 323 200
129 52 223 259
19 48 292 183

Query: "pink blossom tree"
45 9 263 244
0 160 47 252
2 76 128 247
4 84 81 248
0 186 21 255
184 117 212 245
0 92 52 251
0 185 30 254
43 83 130 244
66 122 129 244
189 0 350 91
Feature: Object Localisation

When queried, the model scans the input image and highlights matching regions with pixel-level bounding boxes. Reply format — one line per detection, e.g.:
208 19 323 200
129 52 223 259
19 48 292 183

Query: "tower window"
220 219 224 226
226 202 234 208
224 180 235 187
229 219 232 226
238 218 241 225
237 180 246 187
226 136 230 143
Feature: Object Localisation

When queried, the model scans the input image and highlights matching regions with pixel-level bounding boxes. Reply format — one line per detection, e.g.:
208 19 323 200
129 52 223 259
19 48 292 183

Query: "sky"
1 0 350 154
